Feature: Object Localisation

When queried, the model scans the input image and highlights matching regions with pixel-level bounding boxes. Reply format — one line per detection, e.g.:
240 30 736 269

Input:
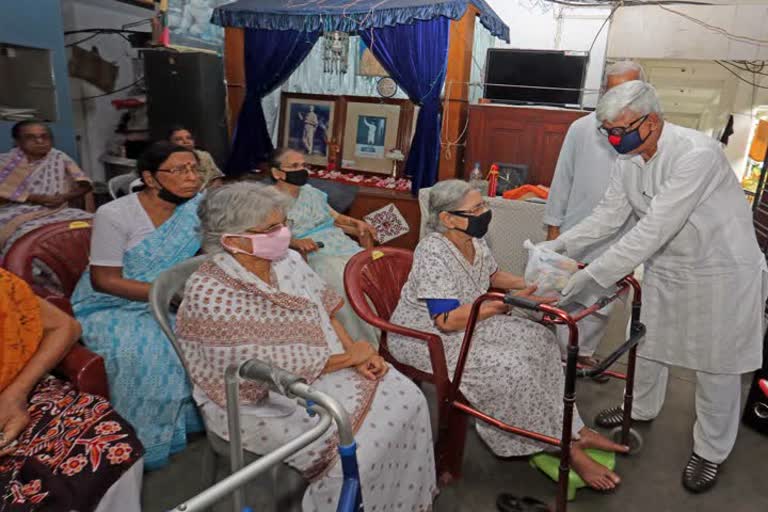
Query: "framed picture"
280 95 337 166
167 0 229 52
357 39 389 78
495 163 529 196
342 101 401 174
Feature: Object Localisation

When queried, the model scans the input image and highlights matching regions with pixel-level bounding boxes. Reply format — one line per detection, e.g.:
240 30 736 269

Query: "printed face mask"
221 226 292 260
607 115 651 155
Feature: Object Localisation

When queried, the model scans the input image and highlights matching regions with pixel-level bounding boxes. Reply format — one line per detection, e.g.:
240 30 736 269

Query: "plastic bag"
523 239 580 298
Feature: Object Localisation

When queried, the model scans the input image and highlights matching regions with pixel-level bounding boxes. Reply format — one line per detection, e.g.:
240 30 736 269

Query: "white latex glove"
559 268 597 305
536 238 566 254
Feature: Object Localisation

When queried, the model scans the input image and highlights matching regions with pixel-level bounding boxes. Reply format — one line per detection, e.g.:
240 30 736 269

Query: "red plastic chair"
344 247 468 484
2 220 108 398
3 219 92 303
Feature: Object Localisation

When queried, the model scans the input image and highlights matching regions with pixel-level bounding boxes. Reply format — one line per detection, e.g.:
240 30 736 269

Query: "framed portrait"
280 95 336 166
357 39 389 78
342 101 401 174
167 0 229 52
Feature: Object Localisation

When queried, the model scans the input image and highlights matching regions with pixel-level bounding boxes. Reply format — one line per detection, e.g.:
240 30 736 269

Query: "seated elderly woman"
168 125 223 187
71 141 204 470
0 120 92 259
270 148 377 343
389 180 629 491
175 183 436 511
0 268 143 512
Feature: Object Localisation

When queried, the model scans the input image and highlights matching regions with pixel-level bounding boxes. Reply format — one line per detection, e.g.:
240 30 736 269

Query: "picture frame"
341 100 401 174
279 94 338 166
494 163 529 196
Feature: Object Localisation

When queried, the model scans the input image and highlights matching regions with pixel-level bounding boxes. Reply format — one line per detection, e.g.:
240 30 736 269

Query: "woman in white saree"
175 183 436 512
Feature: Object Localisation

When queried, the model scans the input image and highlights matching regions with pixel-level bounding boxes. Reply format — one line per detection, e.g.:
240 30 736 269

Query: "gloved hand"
559 268 597 305
536 238 566 254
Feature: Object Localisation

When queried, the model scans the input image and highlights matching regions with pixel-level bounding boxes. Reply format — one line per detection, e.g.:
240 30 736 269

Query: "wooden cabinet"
465 104 589 186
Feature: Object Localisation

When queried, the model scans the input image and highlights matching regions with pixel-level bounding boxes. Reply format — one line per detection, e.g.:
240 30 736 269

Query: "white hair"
197 182 291 253
596 80 664 123
603 60 646 85
427 179 472 234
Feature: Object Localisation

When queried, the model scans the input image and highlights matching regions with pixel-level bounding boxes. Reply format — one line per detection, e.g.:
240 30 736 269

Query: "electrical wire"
715 61 768 90
73 76 145 101
657 4 768 46
588 2 620 54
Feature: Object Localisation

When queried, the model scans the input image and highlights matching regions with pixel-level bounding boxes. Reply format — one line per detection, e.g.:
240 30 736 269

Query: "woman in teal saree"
72 142 204 470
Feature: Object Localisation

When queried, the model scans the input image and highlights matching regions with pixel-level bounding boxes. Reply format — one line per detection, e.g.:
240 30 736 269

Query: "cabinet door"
533 122 573 186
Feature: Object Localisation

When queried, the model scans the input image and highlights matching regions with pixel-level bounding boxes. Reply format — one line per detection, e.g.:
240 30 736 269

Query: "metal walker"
170 358 363 512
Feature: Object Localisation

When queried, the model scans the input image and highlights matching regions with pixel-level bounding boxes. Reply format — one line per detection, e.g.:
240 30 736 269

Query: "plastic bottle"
469 162 488 195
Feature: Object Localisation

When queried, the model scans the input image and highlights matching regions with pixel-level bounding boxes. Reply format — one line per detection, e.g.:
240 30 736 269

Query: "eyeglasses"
157 162 201 176
20 133 51 142
280 162 308 171
450 200 489 216
246 220 288 235
598 114 648 137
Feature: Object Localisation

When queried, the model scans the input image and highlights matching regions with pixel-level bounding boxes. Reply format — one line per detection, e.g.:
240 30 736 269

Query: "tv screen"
484 49 588 107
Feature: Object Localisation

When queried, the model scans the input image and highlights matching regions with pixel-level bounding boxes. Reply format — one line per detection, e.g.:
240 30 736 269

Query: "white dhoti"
630 357 741 464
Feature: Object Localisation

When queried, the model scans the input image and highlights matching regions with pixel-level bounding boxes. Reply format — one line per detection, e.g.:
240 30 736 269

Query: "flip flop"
496 493 551 512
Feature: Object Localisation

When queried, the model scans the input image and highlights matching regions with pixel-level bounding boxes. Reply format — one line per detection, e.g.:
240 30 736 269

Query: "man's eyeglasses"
598 114 648 137
157 162 201 176
20 133 51 142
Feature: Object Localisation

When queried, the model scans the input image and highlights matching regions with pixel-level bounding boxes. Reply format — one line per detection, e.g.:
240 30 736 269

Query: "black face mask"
153 175 193 205
280 168 309 187
450 209 492 238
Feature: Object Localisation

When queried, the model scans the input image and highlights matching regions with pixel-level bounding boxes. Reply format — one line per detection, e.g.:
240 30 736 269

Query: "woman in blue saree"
71 142 204 470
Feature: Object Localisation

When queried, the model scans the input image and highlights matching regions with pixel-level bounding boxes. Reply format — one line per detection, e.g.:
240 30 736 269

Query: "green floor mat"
529 449 616 501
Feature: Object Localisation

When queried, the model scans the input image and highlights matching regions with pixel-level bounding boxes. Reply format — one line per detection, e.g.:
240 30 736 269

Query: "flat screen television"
483 49 588 107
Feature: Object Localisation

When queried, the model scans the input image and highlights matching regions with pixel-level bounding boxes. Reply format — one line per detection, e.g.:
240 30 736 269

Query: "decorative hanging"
323 31 349 74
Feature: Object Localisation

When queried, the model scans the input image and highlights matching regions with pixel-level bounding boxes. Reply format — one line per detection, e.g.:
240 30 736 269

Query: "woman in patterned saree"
0 268 143 512
71 141 204 470
0 121 92 259
389 180 630 492
176 183 436 511
270 148 378 343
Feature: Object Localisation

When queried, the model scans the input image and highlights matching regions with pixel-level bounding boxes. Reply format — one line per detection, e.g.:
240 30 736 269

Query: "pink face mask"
220 226 292 260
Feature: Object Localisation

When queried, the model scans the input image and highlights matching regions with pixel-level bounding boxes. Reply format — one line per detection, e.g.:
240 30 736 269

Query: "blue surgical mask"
607 116 651 155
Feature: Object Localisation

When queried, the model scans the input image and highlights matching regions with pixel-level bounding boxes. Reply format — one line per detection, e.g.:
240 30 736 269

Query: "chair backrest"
344 247 414 324
148 255 208 374
107 172 139 199
3 219 93 298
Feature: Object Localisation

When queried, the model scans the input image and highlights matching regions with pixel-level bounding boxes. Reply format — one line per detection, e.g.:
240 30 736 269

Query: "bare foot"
577 428 629 454
570 445 621 491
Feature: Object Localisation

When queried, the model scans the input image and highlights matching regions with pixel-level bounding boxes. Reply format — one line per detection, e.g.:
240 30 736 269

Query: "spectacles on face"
598 114 649 138
280 161 308 172
246 218 288 235
20 133 51 143
450 200 490 216
156 162 201 177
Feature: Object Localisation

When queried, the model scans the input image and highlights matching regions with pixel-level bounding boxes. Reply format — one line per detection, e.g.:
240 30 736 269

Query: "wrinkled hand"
536 238 566 254
559 269 596 305
513 284 558 305
481 300 510 316
291 238 320 254
356 220 378 243
346 341 377 367
355 355 388 381
0 393 29 457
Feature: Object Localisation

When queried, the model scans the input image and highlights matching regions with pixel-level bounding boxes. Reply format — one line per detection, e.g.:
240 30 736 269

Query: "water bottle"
469 162 488 196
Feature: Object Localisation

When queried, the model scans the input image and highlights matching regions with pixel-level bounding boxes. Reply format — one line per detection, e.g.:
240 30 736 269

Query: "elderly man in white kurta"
544 61 645 368
546 81 767 493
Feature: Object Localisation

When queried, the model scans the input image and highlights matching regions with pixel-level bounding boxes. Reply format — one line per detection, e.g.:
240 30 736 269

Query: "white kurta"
543 112 631 262
560 122 767 374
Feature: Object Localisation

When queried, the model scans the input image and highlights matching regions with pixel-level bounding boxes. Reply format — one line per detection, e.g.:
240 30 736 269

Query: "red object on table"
111 98 145 109
487 164 499 197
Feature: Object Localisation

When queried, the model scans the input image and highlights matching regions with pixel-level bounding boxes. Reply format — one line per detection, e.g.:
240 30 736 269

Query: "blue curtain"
226 28 319 174
361 17 450 193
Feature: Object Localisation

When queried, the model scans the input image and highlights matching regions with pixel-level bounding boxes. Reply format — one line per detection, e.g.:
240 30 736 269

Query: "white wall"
484 0 613 108
608 3 768 61
62 0 149 181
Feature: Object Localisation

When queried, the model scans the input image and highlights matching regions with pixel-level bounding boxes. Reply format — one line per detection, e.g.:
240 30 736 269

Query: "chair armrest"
55 344 110 399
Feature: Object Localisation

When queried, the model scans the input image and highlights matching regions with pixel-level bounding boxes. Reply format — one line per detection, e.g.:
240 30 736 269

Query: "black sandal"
594 405 652 428
496 493 551 512
682 453 720 493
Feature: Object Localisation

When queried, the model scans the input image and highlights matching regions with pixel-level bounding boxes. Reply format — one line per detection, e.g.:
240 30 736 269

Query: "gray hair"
427 179 471 234
603 60 646 85
197 182 291 253
596 80 663 123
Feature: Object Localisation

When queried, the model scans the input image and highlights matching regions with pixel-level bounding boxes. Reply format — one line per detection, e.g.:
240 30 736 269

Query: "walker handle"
239 359 306 397
503 294 542 311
